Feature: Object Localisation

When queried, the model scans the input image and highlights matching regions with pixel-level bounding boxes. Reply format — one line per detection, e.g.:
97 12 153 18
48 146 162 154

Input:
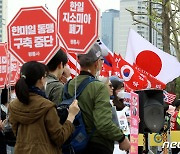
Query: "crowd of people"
0 42 179 154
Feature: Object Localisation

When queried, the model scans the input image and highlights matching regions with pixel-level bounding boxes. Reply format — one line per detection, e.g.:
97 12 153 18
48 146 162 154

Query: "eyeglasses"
108 84 113 88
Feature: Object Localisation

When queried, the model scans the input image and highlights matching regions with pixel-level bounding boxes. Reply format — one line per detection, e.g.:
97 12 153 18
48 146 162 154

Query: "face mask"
95 70 101 78
95 59 102 78
10 92 17 101
117 89 127 99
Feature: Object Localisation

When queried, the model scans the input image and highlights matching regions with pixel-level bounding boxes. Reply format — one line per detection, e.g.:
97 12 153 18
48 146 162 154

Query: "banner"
130 92 139 154
125 29 180 84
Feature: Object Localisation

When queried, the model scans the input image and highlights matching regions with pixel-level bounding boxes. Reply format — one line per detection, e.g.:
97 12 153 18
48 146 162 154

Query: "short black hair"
47 49 68 71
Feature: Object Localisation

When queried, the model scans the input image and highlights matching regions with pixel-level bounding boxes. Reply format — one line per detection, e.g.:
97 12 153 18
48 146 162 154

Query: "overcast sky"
7 0 120 23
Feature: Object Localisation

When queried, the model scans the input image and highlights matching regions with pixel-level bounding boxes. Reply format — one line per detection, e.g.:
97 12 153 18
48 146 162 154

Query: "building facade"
119 0 163 58
0 0 7 42
101 9 120 52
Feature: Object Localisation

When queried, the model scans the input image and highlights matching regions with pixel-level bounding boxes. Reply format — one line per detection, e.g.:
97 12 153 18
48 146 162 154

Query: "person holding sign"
67 43 130 154
8 61 79 154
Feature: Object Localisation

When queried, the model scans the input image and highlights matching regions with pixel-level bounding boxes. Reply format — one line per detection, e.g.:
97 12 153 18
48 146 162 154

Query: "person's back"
46 48 68 106
67 43 130 154
8 61 79 154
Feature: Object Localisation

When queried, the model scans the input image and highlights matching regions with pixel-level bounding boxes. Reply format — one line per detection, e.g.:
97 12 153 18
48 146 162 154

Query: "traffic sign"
57 0 99 54
7 6 58 64
0 43 8 89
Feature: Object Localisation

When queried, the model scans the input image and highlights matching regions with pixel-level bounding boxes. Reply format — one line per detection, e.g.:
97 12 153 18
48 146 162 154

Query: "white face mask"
10 92 17 101
95 70 101 78
95 59 102 78
117 89 126 99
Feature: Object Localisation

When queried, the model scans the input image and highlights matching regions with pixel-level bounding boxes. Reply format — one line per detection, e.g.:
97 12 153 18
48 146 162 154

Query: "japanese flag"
125 29 180 84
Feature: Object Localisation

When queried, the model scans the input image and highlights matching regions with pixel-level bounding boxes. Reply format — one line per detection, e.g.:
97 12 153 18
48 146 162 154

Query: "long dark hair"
15 61 48 105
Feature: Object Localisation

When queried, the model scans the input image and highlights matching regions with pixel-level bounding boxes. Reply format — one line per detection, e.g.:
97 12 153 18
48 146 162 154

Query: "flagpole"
74 54 78 99
149 0 152 43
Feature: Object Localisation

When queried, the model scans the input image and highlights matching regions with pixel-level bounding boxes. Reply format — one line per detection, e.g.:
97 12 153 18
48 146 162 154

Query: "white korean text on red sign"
0 43 8 89
7 6 58 64
57 0 99 54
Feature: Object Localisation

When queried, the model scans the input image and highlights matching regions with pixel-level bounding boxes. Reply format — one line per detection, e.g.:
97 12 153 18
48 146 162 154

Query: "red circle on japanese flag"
136 50 162 76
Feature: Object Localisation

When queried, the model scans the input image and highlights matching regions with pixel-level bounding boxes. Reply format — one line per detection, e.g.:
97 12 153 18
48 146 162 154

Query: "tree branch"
126 8 163 35
169 9 180 20
170 27 180 33
143 0 163 6
126 8 147 16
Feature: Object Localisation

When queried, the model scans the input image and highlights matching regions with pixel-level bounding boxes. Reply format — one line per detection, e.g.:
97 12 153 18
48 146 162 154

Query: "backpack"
57 76 97 154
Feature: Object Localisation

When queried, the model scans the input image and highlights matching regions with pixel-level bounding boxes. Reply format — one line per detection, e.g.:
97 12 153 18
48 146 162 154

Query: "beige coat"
8 93 74 154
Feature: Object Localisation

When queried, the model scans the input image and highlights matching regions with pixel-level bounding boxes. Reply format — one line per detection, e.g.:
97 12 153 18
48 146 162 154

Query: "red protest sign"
57 0 99 54
6 54 21 86
7 6 58 64
0 43 8 89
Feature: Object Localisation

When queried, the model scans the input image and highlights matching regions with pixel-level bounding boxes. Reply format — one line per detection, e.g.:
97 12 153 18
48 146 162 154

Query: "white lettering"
69 24 83 35
162 142 169 148
162 142 180 148
70 1 84 12
177 142 180 148
14 37 32 49
0 65 7 73
34 36 53 48
12 25 36 36
171 142 178 148
115 58 121 68
38 23 54 34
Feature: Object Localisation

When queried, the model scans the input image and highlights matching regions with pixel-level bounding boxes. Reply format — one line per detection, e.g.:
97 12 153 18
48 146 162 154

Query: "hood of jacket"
8 93 55 125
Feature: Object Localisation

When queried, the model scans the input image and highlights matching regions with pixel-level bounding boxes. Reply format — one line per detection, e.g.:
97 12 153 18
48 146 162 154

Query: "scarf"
29 86 47 99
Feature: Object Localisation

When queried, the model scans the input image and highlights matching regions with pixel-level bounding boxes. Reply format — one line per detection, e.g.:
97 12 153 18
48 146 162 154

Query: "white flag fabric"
125 29 180 84
67 53 80 78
